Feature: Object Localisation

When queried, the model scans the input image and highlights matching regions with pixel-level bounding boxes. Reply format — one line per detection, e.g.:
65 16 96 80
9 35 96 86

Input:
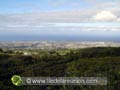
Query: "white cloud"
117 18 120 22
93 11 117 21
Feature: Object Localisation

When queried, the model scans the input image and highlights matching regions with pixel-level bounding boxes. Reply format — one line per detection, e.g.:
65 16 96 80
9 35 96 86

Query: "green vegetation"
0 47 120 90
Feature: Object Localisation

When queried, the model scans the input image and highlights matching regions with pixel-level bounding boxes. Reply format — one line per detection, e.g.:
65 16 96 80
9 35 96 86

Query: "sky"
0 0 93 13
0 0 120 41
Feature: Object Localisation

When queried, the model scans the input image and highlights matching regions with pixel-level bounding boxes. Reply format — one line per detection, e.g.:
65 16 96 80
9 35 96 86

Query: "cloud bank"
0 0 120 33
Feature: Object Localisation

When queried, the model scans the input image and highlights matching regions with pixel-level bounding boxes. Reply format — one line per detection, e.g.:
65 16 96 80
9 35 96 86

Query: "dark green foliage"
0 48 3 52
0 47 120 90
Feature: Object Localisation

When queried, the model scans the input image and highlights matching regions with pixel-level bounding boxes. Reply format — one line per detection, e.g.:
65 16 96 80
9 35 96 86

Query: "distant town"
0 41 120 50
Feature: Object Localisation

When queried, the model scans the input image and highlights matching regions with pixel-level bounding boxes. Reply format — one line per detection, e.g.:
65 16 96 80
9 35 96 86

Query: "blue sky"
0 0 120 41
0 0 91 14
0 0 119 13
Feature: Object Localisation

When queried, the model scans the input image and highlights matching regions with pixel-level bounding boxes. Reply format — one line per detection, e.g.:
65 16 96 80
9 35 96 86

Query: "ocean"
0 34 119 42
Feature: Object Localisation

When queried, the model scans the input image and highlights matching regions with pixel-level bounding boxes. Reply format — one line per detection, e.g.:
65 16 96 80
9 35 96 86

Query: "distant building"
23 52 31 56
